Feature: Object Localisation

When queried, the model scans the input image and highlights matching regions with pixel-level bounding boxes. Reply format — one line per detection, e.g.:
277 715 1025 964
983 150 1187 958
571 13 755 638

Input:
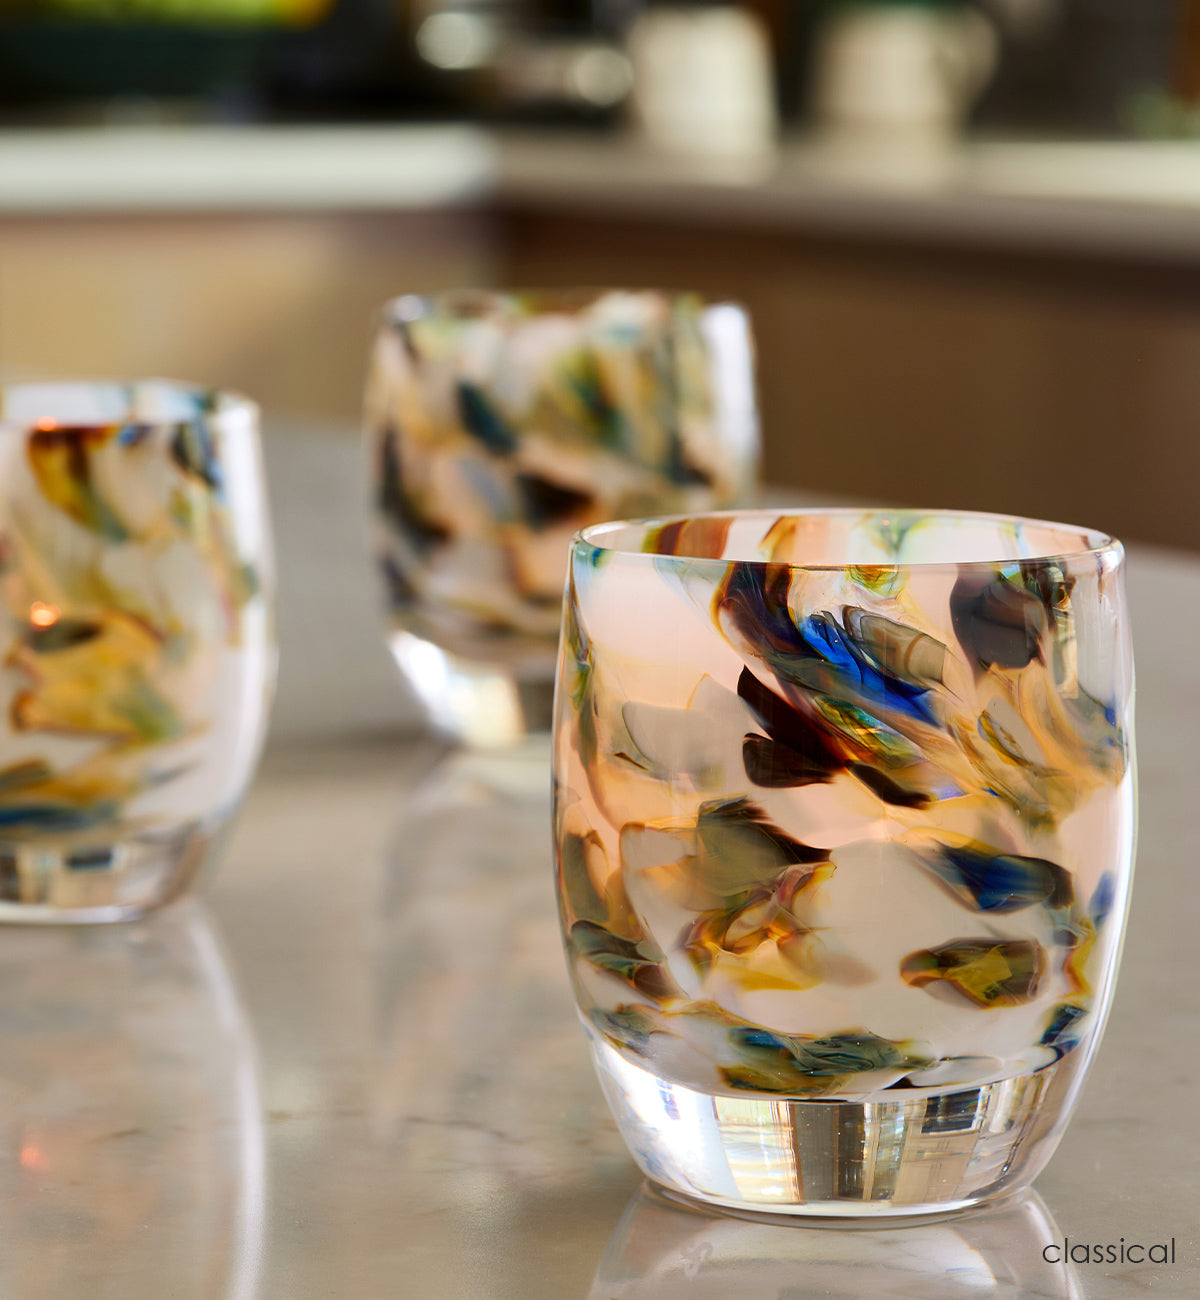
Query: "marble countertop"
0 418 1195 1295
2 122 1200 264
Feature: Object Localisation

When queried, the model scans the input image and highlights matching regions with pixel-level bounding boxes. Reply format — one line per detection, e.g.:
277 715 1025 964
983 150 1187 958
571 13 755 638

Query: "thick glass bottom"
388 628 556 748
588 1026 1082 1218
0 821 220 924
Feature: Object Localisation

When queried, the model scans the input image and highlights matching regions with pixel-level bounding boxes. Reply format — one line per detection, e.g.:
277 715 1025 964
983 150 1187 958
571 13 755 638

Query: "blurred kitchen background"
1 0 1198 557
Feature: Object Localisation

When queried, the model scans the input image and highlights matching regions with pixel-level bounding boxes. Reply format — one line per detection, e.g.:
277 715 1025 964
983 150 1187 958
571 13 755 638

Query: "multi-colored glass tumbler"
554 508 1135 1216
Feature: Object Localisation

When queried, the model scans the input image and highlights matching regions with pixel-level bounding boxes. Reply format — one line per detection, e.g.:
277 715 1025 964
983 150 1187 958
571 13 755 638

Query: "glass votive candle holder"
365 289 759 748
0 380 275 922
554 508 1135 1217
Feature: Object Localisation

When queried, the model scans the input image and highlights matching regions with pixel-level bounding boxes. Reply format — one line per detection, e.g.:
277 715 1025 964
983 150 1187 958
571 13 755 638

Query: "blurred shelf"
0 123 497 212
1 123 1199 265
495 131 1200 268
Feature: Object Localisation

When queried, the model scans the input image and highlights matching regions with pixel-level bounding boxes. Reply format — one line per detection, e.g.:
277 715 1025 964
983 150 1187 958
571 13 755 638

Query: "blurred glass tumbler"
554 509 1135 1216
0 381 275 922
365 290 759 747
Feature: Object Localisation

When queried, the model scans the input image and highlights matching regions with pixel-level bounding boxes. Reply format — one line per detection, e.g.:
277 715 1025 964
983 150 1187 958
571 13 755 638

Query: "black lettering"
1056 1233 1182 1266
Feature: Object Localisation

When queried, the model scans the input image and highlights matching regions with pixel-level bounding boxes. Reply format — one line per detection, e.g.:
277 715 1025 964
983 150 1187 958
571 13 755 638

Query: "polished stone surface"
0 541 1194 1297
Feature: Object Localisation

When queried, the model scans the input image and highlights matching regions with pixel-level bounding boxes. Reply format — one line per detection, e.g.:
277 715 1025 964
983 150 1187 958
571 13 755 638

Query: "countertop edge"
2 124 1200 265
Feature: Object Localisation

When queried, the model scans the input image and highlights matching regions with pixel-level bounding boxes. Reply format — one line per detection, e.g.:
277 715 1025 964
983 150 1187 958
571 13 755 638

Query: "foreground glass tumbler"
366 289 759 748
554 509 1135 1217
0 381 275 922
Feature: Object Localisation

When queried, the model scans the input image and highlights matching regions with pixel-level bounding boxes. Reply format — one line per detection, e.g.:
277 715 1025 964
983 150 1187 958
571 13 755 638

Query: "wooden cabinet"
0 207 497 427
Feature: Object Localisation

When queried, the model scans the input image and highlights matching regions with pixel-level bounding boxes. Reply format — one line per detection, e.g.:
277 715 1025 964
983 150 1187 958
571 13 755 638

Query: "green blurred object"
0 0 339 105
6 0 334 24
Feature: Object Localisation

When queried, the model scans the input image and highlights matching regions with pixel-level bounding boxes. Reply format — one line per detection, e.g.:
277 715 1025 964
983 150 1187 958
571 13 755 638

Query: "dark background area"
0 0 1196 135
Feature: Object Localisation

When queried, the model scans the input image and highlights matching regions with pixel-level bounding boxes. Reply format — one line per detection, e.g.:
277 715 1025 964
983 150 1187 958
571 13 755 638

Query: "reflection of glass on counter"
361 741 638 1292
0 900 264 1299
369 740 615 1173
591 1182 1083 1299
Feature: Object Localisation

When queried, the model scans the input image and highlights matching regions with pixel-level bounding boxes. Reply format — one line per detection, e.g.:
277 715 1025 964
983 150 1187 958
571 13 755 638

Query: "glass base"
387 628 556 748
0 821 219 924
588 1026 1082 1218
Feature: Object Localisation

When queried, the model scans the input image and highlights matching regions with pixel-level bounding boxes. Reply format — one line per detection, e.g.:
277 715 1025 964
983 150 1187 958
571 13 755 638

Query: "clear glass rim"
0 378 259 433
380 286 747 325
573 507 1123 571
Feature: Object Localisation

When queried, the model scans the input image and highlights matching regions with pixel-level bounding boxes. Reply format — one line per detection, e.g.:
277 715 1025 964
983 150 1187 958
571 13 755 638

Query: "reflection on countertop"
368 737 632 1191
592 1183 1082 1299
0 901 263 1300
